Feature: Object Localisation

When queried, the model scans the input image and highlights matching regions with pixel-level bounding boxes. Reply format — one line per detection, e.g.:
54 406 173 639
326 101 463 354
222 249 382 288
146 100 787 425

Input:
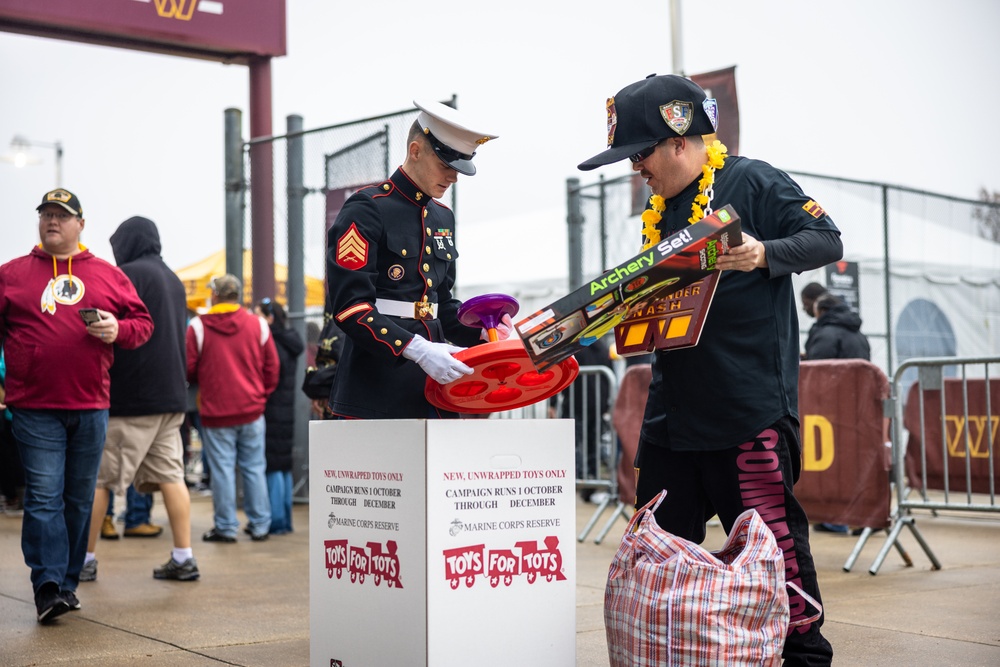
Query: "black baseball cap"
37 188 83 216
578 74 719 171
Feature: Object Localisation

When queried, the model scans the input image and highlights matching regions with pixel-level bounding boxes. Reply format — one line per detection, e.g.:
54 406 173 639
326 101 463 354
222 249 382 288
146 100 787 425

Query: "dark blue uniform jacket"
325 167 481 419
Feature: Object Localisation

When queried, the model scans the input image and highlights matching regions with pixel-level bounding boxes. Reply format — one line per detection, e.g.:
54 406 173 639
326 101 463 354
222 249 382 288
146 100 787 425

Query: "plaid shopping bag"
605 491 809 667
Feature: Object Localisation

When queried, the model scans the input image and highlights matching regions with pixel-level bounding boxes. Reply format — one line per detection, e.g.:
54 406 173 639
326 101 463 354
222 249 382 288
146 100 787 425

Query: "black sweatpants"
635 416 833 667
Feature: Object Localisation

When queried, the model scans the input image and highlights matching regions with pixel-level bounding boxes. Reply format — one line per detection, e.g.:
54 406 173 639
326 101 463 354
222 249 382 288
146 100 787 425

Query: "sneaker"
244 526 269 542
35 583 70 624
589 491 611 505
124 522 163 538
202 528 236 543
153 556 200 581
100 515 119 540
79 559 97 582
61 590 82 611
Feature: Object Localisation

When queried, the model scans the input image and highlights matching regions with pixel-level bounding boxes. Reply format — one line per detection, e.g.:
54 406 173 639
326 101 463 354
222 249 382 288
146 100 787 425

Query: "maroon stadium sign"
0 0 285 62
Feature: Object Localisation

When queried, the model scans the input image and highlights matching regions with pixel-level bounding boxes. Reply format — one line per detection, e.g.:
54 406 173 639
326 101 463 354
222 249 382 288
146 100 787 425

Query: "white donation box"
309 419 576 667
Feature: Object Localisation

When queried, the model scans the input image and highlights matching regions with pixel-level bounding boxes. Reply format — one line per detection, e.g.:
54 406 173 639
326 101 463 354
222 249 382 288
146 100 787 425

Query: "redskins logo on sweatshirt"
41 274 85 314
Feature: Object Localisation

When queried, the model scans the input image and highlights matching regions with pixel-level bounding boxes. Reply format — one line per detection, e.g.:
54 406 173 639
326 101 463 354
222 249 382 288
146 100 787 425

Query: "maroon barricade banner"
608 360 892 528
795 360 892 529
611 364 652 505
904 378 1000 494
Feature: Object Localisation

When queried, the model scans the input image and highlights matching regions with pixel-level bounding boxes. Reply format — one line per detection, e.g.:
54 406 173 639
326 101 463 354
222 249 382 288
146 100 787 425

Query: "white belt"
375 298 438 320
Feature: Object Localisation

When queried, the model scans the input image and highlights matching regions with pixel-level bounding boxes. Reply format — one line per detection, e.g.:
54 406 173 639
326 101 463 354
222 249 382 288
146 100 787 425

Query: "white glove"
402 335 473 385
481 313 514 342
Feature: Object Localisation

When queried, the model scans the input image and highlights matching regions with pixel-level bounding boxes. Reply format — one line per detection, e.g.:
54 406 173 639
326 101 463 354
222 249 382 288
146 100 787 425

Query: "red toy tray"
425 339 579 414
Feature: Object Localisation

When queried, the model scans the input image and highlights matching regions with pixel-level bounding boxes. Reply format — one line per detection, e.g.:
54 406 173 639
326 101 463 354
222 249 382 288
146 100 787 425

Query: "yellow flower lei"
641 139 728 250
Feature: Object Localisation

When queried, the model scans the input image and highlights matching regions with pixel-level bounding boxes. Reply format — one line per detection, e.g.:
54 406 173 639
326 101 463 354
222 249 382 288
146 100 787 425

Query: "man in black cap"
580 75 840 665
325 100 504 419
0 189 153 622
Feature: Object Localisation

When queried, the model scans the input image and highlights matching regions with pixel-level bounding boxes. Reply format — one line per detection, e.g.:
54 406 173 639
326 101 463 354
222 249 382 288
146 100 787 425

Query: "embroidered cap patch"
606 97 618 147
660 100 693 135
702 98 719 132
336 223 369 270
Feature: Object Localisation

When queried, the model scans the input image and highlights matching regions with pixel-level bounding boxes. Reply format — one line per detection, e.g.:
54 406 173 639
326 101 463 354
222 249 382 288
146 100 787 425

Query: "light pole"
1 135 64 186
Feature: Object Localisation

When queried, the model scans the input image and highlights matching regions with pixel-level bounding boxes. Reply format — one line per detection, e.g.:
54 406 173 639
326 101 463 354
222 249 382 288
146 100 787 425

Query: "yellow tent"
174 249 326 312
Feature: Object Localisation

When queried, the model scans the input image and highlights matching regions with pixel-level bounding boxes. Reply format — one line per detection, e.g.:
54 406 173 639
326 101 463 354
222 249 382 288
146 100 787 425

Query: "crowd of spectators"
0 189 300 624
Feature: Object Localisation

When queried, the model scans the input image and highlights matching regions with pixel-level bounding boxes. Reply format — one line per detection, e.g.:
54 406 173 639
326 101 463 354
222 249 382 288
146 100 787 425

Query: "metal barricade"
547 365 620 542
869 355 1000 574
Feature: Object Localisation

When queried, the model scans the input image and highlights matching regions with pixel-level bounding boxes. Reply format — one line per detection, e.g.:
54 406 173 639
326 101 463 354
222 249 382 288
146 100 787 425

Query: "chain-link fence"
229 108 1000 501
242 103 455 315
237 101 456 501
567 170 1000 380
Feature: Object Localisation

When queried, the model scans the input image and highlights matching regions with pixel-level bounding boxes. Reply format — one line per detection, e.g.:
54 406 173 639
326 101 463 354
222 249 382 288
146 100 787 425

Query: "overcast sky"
1 0 998 285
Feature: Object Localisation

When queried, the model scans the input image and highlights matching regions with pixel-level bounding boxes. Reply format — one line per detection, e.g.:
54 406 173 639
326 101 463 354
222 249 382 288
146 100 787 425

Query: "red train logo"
324 539 403 588
443 536 566 589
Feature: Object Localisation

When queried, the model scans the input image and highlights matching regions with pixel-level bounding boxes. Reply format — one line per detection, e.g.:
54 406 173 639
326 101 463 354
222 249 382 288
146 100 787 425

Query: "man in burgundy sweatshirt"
0 189 153 623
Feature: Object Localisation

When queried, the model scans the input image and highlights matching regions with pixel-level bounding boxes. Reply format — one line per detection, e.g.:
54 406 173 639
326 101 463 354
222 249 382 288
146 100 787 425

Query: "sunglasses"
629 140 663 164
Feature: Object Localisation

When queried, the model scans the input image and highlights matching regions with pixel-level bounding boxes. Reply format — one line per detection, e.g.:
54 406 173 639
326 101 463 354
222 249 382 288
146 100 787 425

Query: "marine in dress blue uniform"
326 100 498 419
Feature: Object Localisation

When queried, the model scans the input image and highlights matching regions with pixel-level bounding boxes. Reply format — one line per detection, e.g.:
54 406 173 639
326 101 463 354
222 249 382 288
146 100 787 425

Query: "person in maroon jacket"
0 188 153 623
186 274 279 542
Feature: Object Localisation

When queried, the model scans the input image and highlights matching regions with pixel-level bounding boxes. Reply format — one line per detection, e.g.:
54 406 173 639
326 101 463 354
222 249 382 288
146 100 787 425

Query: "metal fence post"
599 174 607 274
224 108 244 283
567 177 584 290
286 114 306 321
882 184 893 374
286 113 310 502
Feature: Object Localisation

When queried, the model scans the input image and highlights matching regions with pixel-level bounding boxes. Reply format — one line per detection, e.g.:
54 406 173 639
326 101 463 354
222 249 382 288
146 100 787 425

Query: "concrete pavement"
1 493 999 666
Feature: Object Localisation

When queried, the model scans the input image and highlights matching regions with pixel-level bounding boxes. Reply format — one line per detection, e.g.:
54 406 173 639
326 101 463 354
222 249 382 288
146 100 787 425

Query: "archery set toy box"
515 205 742 370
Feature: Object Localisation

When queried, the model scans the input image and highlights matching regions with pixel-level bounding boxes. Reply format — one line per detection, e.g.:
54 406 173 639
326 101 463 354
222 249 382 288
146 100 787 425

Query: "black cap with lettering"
578 74 719 171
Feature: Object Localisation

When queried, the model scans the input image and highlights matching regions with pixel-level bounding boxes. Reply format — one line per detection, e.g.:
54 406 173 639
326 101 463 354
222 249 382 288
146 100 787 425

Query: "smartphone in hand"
79 308 101 325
